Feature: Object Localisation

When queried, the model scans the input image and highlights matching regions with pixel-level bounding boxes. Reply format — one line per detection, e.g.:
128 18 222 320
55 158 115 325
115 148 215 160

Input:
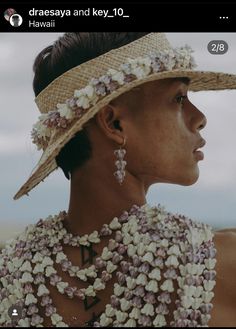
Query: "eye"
175 95 187 106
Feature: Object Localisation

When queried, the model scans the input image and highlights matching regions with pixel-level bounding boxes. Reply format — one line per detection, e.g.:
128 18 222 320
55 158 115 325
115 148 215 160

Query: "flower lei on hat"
31 45 196 151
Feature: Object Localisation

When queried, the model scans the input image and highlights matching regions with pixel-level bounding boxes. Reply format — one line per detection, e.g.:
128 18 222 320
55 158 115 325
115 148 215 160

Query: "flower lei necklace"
0 203 216 327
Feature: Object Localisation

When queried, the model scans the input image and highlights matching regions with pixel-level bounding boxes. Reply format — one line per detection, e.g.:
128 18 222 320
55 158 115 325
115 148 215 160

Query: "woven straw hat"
14 32 236 200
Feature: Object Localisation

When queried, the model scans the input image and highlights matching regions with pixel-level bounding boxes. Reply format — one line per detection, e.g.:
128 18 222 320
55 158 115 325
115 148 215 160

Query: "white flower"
145 279 158 293
20 272 34 283
18 319 30 326
114 283 125 297
204 259 217 270
147 242 157 253
88 231 100 243
25 293 37 305
181 296 194 309
105 304 116 317
192 297 203 310
160 239 169 248
127 244 137 257
100 314 112 326
57 103 73 120
51 314 63 325
167 244 181 256
202 291 214 303
115 310 128 323
37 284 50 297
107 69 125 85
123 233 133 245
141 303 154 316
194 286 203 298
129 307 140 320
78 234 89 246
183 285 196 297
106 261 117 274
45 266 57 277
177 277 185 289
56 252 67 264
56 281 69 294
126 277 137 290
165 255 179 268
84 265 97 278
32 252 44 264
76 95 90 109
148 268 161 281
142 252 154 264
109 217 121 230
136 273 148 286
203 279 216 291
42 256 54 267
124 319 136 327
120 298 131 312
137 242 146 256
153 314 167 326
83 85 95 98
101 247 113 261
160 279 174 292
94 278 105 291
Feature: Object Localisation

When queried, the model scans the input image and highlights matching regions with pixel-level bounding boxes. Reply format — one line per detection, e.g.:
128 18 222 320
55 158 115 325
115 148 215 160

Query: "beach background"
0 33 236 248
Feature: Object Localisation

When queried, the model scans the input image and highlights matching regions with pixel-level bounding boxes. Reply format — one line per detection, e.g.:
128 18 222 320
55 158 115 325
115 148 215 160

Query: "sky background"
0 33 236 241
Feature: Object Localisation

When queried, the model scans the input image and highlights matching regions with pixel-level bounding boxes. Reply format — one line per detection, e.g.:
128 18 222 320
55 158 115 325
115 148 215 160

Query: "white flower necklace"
0 203 216 327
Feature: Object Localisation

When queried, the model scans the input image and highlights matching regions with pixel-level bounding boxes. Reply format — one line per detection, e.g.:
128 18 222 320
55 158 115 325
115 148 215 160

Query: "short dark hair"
32 32 149 179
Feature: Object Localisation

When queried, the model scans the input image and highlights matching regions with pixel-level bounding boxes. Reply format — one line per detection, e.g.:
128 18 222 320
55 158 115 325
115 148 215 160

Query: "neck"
65 164 148 237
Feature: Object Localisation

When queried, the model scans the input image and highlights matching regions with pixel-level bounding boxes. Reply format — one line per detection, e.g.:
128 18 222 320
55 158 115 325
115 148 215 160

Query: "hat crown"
36 33 172 114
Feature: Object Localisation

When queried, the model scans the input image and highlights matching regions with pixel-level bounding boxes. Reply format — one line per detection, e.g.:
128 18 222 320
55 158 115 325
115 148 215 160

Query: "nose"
198 114 207 131
189 101 207 132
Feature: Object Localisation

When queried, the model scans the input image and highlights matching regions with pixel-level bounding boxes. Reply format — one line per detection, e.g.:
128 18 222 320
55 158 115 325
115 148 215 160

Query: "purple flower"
132 255 141 267
23 283 34 294
157 292 171 304
27 304 39 315
45 304 56 317
31 314 43 326
155 303 169 315
35 273 46 284
143 292 156 304
138 262 150 274
49 274 61 286
65 286 77 298
119 211 129 223
117 244 127 255
95 257 106 269
101 270 112 283
120 261 130 274
116 272 126 285
110 295 120 308
134 285 145 298
131 296 142 308
138 315 152 326
164 268 177 279
41 295 53 307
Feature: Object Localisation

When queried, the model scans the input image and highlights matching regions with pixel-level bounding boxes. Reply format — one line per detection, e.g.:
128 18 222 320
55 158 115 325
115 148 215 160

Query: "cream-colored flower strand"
0 203 216 327
31 45 197 151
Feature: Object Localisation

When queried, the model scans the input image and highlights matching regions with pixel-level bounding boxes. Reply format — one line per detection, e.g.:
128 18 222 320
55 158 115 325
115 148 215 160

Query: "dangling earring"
114 137 127 185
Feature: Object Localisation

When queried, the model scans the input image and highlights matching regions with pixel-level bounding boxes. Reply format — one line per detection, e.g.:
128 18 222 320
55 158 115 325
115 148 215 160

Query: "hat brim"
13 69 236 200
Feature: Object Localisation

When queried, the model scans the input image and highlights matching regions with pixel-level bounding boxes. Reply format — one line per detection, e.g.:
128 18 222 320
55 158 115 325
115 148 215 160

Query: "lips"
193 138 206 152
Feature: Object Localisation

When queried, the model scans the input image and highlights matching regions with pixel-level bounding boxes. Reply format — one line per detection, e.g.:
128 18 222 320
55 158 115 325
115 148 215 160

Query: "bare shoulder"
209 229 236 326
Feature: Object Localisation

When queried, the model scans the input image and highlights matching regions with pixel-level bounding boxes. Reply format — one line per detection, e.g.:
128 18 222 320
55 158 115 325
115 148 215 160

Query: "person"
4 8 16 21
0 32 236 327
10 14 20 27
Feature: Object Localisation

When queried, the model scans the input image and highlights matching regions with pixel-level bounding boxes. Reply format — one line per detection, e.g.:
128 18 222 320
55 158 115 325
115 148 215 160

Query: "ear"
95 104 126 145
